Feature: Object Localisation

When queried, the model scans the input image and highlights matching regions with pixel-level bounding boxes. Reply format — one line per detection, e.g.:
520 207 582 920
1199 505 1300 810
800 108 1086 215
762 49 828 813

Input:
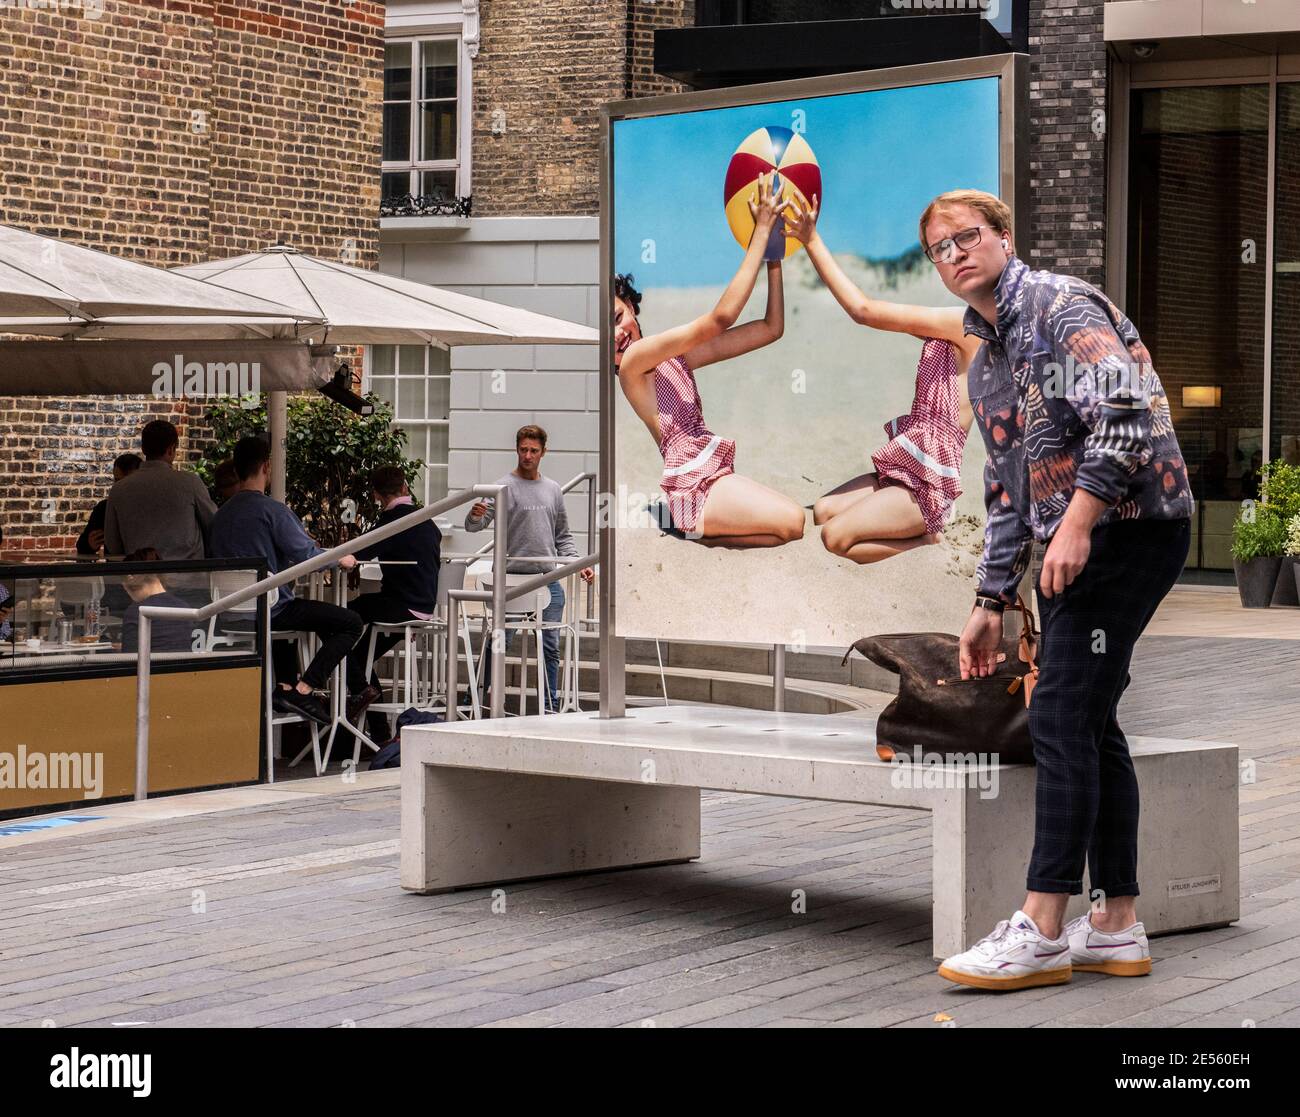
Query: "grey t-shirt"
464 473 577 574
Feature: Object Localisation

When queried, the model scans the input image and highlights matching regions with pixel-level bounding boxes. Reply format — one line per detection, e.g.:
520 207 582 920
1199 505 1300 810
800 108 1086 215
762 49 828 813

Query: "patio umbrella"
0 224 321 323
170 245 598 346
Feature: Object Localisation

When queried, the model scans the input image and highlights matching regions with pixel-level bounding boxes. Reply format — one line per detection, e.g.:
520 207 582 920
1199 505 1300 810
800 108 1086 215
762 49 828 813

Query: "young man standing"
105 420 216 560
465 425 594 712
920 190 1193 991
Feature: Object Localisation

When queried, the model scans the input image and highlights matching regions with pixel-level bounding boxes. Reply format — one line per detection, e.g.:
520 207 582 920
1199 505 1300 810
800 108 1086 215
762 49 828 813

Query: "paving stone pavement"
0 633 1297 1028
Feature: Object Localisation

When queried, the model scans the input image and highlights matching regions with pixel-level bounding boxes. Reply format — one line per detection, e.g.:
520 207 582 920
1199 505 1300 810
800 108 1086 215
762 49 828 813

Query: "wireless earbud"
1001 239 1009 249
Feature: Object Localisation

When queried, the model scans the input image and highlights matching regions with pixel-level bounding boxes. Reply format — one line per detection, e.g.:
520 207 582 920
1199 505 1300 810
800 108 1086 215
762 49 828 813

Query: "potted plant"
1259 461 1300 606
1231 505 1286 608
1288 514 1300 603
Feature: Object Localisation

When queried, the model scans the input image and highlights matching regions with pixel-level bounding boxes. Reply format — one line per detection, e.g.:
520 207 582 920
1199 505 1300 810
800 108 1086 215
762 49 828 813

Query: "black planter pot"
1234 555 1283 608
1274 555 1300 607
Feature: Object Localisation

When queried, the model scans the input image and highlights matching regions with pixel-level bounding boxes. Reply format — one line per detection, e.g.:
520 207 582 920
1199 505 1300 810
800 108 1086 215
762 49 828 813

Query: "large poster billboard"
600 57 1026 652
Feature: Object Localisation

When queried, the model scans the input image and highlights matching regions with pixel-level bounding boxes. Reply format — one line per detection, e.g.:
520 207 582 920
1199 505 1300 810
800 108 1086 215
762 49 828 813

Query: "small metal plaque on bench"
1167 873 1221 898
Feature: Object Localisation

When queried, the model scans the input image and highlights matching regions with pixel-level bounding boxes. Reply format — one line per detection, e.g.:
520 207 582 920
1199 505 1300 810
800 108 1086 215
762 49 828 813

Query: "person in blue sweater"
209 436 361 726
344 465 441 713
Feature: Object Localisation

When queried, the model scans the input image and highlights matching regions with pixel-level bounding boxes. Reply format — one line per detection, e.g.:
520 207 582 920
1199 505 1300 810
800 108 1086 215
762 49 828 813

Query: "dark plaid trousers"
1025 516 1191 897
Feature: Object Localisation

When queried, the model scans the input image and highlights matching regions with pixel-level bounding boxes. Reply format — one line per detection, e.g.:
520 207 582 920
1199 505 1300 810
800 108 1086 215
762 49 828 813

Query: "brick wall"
1026 0 1107 287
0 0 383 549
629 0 695 99
471 1 628 216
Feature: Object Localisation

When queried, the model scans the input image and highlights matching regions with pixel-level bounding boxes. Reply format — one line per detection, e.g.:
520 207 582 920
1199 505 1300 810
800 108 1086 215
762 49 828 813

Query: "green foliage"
1231 506 1287 562
1259 460 1300 523
194 394 422 549
1286 515 1300 559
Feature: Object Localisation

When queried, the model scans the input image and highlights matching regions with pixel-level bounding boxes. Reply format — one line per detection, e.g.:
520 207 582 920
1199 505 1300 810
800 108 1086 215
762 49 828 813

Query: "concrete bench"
400 705 1239 958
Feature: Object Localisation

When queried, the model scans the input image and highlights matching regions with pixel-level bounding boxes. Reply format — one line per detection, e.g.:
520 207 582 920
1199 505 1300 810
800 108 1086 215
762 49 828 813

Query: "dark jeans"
346 593 422 693
272 598 364 692
1025 516 1190 898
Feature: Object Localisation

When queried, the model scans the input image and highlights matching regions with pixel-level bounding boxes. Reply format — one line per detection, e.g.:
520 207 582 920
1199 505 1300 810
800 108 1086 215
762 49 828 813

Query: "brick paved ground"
1 629 1297 1028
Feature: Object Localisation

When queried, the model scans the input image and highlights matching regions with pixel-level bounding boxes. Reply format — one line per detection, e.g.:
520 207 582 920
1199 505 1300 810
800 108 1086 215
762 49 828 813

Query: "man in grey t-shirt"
465 424 594 711
105 419 216 561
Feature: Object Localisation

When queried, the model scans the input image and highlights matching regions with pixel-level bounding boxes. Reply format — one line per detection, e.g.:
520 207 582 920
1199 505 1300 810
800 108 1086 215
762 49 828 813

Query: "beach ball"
724 125 821 261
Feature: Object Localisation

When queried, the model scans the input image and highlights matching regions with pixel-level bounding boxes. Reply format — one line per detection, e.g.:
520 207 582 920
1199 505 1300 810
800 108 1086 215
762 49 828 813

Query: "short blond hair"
918 189 1013 253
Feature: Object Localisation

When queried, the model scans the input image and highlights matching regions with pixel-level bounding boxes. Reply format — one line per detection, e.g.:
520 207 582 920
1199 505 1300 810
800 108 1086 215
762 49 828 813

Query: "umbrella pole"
269 390 288 502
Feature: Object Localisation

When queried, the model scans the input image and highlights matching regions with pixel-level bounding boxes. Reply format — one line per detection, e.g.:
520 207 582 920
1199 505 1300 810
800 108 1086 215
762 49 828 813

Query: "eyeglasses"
924 225 995 265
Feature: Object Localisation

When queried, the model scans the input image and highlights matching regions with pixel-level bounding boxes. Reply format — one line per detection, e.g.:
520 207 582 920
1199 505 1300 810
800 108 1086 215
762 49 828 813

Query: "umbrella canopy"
0 224 322 324
0 339 336 395
170 245 598 346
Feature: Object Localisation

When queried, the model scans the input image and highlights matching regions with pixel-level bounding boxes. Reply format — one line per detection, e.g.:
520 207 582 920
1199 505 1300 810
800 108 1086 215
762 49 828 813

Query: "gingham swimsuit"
653 354 737 533
870 337 966 535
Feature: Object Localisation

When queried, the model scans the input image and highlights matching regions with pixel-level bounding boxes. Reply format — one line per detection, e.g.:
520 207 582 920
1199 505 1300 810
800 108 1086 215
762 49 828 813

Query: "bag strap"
1003 593 1039 670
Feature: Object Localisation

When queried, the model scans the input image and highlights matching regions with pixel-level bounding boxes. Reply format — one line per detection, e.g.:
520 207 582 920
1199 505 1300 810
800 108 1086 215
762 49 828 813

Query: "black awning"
656 12 1025 90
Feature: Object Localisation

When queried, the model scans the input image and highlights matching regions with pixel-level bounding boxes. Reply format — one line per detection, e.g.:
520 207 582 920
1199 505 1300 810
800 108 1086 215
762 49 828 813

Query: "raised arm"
617 173 791 379
784 194 972 348
682 259 784 371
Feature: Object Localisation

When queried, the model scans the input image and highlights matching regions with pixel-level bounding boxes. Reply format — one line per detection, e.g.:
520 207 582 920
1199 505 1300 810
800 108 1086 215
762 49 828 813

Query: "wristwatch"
974 594 1006 613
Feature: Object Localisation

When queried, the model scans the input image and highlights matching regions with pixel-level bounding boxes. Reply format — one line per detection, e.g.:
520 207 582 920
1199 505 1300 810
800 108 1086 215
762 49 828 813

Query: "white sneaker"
1066 912 1152 976
937 910 1072 991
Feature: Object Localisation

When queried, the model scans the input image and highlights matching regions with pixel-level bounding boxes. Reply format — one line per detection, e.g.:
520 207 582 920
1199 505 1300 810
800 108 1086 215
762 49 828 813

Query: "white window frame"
383 1 477 202
363 344 452 507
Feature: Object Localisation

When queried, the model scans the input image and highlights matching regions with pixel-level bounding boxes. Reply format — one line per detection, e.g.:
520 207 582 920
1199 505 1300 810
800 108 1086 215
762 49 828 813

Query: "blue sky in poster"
613 77 1000 287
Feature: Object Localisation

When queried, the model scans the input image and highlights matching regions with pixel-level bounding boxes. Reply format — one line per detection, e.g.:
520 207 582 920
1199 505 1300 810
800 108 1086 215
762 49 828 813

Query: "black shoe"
281 688 330 726
271 689 294 715
347 684 382 725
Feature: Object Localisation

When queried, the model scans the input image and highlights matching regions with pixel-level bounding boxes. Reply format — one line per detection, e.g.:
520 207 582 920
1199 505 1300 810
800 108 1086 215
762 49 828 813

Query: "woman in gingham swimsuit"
613 173 805 547
783 193 983 564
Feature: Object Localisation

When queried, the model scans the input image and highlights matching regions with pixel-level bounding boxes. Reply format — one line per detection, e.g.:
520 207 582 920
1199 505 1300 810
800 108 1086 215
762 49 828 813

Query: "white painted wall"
378 215 600 555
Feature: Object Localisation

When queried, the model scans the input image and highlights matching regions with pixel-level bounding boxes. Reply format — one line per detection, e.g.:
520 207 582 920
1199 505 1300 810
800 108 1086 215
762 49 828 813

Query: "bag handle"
1003 593 1039 704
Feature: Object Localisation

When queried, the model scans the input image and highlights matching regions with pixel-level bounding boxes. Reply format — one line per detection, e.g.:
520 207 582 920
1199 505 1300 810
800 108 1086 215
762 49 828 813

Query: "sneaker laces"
972 919 1016 956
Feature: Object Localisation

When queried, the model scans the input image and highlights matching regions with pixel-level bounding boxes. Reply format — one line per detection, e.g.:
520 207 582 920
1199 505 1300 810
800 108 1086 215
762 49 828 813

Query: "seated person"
214 458 240 504
345 465 442 718
119 547 197 654
77 453 142 555
209 435 361 726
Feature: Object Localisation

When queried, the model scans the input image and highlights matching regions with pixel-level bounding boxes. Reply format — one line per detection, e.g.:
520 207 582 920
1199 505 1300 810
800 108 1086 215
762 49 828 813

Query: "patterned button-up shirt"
964 255 1193 602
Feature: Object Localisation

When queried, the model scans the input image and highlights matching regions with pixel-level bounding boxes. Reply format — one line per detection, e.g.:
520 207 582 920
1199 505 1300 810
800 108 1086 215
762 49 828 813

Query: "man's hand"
87 528 105 551
579 567 595 585
1038 523 1090 599
338 554 358 571
959 607 1004 679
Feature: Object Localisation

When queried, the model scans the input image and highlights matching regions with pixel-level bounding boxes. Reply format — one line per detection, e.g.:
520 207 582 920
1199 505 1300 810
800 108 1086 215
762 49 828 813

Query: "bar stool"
476 572 579 716
206 573 324 775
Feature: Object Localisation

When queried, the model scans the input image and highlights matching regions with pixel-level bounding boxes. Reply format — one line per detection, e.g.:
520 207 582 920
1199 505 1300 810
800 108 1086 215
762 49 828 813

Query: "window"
1127 83 1270 569
382 37 462 205
366 345 451 506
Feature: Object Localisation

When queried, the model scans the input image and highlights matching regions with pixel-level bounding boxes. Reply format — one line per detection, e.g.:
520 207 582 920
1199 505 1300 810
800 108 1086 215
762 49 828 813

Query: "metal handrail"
443 551 597 723
466 470 598 621
134 482 515 801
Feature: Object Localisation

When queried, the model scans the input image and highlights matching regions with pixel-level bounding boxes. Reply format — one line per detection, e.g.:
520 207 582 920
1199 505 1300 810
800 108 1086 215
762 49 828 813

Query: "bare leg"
694 473 806 548
812 472 880 525
821 483 939 565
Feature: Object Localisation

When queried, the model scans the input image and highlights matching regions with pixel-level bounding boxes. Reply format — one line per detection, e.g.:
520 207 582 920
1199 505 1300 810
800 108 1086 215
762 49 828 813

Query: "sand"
614 249 994 645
